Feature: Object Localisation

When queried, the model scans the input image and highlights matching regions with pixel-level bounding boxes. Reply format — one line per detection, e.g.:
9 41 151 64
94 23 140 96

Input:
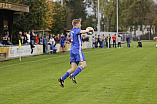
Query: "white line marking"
0 49 113 69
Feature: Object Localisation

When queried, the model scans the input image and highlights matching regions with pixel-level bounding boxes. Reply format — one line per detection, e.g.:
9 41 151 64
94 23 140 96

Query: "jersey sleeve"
76 28 81 35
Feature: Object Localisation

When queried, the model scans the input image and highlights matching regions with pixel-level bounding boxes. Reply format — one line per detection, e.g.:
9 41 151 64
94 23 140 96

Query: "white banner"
5 42 92 60
8 45 43 58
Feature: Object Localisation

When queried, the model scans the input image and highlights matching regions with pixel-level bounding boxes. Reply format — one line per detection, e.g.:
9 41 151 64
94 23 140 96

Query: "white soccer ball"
86 27 94 35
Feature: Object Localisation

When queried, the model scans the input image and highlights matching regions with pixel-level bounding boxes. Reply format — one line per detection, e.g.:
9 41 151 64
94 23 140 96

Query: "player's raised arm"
80 29 93 34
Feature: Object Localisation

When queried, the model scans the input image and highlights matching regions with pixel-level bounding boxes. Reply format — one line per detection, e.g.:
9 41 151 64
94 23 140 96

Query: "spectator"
95 34 98 48
50 34 53 39
50 43 57 54
0 42 3 46
18 31 23 45
97 35 101 48
102 34 106 47
43 34 46 53
3 34 13 45
67 33 71 43
30 30 35 54
105 36 108 47
117 34 121 48
23 32 27 44
30 29 35 45
60 35 66 52
97 35 103 48
112 34 116 48
85 36 89 42
92 36 95 49
7 37 13 45
126 34 130 48
39 34 43 44
35 34 39 44
21 35 24 44
107 36 110 48
82 35 86 42
49 36 55 45
26 31 30 44
54 35 60 47
108 34 111 48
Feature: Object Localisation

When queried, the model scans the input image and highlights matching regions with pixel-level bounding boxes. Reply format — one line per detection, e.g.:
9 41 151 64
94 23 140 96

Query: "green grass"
0 41 157 104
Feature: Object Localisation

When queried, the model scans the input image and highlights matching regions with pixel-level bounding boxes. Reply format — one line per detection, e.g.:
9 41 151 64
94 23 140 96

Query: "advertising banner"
0 47 9 59
82 42 92 49
9 45 31 58
8 45 43 58
65 42 71 51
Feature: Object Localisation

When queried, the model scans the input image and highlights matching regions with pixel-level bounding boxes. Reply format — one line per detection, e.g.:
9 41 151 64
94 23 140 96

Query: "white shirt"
26 34 30 42
92 38 95 43
49 38 55 45
117 37 121 42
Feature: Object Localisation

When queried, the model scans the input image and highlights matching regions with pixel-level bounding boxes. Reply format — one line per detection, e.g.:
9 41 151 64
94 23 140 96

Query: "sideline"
0 49 105 69
0 48 154 69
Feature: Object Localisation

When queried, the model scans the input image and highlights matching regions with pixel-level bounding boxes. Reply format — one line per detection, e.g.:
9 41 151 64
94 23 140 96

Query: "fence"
0 41 92 61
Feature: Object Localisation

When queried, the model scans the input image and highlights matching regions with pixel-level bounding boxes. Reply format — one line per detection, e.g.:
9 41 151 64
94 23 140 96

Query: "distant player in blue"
60 35 66 52
58 19 93 87
50 44 57 53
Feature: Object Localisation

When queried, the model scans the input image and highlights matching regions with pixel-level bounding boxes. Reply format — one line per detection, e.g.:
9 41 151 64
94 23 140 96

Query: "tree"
98 0 120 32
12 0 52 31
152 4 157 34
121 0 153 35
65 0 87 30
49 1 66 34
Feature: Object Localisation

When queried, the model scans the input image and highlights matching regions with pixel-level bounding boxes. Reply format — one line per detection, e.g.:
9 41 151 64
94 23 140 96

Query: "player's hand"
89 29 93 32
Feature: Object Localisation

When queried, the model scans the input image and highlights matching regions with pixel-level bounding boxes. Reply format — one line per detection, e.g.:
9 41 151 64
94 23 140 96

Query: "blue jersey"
69 27 85 64
69 27 82 50
43 37 46 44
60 36 66 43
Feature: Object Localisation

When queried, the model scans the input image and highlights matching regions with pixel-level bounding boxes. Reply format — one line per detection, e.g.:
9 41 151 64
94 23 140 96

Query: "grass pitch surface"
0 42 157 104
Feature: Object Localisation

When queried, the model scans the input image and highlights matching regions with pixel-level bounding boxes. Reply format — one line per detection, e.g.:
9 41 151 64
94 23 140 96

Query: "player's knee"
82 63 87 69
68 69 74 73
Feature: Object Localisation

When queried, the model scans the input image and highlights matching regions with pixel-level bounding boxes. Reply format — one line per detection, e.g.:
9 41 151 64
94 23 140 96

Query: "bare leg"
68 62 77 74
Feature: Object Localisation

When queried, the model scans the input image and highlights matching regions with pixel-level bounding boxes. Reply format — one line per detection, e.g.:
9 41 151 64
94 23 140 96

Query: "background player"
60 35 66 52
58 19 93 87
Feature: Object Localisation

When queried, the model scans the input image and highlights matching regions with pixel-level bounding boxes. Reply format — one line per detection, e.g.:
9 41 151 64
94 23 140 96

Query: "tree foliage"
3 0 157 35
49 1 66 34
12 0 51 32
97 0 156 33
65 0 87 30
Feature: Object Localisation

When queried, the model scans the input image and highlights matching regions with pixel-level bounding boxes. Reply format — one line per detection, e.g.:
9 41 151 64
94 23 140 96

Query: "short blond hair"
72 19 81 27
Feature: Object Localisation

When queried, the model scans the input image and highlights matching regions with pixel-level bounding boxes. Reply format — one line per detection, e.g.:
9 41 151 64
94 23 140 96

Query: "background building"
0 1 29 44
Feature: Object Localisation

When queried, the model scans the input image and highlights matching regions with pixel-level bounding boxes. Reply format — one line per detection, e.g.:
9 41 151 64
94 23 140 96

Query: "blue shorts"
61 43 65 47
70 49 86 65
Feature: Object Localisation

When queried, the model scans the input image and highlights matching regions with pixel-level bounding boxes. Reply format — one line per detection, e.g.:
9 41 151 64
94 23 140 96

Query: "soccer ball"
86 27 94 35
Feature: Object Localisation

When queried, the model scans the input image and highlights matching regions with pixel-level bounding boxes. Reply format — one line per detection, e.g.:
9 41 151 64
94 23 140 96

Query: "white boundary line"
0 49 105 69
0 48 154 69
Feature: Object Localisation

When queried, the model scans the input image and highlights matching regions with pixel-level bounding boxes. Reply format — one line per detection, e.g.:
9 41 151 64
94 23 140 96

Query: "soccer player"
60 35 66 52
58 19 93 87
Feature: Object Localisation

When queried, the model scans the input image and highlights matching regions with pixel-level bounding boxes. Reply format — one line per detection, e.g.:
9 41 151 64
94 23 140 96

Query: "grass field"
0 41 157 104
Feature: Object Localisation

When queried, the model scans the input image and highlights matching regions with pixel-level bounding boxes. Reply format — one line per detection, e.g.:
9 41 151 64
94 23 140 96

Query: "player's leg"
68 62 77 73
70 51 86 79
71 61 86 77
60 62 77 81
69 61 86 84
58 51 77 87
63 45 65 52
58 63 77 87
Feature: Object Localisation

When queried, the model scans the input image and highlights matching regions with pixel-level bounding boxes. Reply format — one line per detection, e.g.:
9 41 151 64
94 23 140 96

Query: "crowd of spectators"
92 34 127 48
1 34 13 46
0 29 131 51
